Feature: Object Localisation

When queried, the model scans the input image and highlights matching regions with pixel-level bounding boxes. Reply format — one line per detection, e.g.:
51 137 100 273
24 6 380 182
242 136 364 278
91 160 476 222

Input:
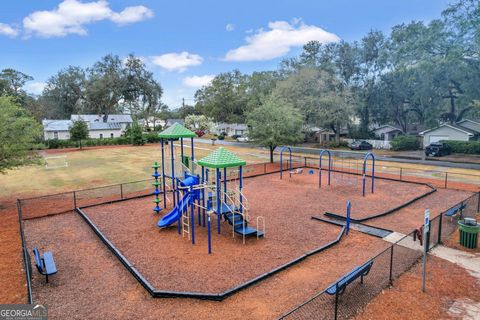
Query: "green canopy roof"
158 123 196 139
197 147 246 169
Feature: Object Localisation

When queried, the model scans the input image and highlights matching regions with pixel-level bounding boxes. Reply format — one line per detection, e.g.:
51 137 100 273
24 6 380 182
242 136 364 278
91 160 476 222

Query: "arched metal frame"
319 149 332 188
362 152 375 197
279 146 292 180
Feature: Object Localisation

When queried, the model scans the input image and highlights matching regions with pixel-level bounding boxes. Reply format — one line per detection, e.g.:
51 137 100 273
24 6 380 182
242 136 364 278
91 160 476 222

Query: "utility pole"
182 98 185 108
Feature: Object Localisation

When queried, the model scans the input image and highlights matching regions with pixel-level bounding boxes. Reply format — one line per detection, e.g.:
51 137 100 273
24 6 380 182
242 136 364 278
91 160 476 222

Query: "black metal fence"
279 192 479 319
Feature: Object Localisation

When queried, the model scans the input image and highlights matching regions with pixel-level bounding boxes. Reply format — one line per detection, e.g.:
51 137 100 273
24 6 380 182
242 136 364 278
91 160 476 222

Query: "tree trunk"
79 139 82 150
269 145 276 163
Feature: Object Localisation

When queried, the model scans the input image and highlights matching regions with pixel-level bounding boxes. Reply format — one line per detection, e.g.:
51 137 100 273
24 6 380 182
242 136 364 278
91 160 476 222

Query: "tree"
0 96 42 172
247 97 303 163
69 120 89 149
42 66 86 119
194 70 248 122
122 54 163 125
0 69 33 94
274 68 354 142
129 122 145 146
184 114 214 132
85 54 125 115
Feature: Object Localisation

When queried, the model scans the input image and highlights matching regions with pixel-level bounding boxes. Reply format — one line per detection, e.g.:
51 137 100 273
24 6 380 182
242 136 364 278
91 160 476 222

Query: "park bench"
444 203 466 218
325 260 373 296
33 247 57 283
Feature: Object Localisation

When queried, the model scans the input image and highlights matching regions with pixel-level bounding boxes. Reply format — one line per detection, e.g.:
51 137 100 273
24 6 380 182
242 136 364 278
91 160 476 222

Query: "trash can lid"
464 217 477 226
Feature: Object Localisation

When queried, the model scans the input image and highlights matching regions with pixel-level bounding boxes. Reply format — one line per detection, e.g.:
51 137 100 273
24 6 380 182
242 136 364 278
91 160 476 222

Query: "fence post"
438 213 443 245
264 163 266 174
477 191 480 213
120 183 124 200
334 283 339 320
389 245 394 284
444 172 448 189
400 168 403 181
73 191 77 208
304 157 307 167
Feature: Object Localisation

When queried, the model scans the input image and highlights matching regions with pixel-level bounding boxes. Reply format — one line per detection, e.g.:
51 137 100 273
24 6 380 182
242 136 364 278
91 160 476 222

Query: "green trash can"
458 219 479 249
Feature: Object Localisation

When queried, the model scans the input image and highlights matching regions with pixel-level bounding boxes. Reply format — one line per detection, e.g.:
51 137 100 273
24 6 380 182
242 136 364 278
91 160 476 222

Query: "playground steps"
223 212 264 238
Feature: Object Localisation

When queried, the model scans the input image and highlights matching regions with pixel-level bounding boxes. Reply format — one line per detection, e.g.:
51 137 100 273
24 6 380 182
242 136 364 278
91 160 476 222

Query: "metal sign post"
422 209 430 292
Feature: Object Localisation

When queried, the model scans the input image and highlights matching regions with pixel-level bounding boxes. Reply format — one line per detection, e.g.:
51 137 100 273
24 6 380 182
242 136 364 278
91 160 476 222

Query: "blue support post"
161 139 167 208
177 189 182 235
191 137 195 161
201 166 206 227
207 214 212 254
239 166 243 214
223 167 227 203
319 149 332 188
346 201 351 235
279 146 292 180
216 168 221 234
180 138 184 175
362 152 375 197
170 139 176 205
190 185 195 244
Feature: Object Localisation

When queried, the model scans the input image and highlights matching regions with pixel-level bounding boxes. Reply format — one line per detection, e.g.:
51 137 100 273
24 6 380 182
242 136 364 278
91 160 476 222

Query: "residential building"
213 123 248 137
419 120 480 147
42 114 133 140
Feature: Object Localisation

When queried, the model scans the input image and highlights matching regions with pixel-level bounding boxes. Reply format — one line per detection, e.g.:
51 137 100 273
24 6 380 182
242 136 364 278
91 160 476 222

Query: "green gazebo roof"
197 147 246 169
158 123 196 139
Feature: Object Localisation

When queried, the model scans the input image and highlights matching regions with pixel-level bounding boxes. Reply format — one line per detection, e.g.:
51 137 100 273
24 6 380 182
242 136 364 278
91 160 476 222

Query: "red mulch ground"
5 169 477 319
355 255 480 320
72 172 429 293
0 200 27 304
366 189 473 234
24 210 388 320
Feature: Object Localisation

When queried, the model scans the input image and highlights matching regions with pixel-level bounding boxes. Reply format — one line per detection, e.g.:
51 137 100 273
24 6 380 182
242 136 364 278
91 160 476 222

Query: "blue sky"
0 0 451 109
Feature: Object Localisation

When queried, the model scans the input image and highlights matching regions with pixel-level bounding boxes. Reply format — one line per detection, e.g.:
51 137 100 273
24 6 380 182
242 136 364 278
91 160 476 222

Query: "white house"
42 114 133 140
213 123 248 137
419 123 477 147
372 125 403 141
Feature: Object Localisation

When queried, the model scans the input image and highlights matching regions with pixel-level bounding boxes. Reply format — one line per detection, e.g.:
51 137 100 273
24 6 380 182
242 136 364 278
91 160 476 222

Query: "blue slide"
157 192 192 228
157 174 199 228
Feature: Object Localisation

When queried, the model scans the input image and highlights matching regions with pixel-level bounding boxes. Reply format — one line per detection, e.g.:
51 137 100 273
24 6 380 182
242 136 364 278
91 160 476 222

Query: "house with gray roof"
213 123 248 137
419 120 479 148
42 114 133 140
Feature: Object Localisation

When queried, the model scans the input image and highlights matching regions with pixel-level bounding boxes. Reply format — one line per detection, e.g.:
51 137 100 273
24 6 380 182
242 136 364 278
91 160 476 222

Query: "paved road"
197 139 480 170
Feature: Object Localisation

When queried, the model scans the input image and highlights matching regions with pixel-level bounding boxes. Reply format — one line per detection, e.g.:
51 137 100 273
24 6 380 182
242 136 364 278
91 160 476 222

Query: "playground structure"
155 123 264 253
18 138 478 319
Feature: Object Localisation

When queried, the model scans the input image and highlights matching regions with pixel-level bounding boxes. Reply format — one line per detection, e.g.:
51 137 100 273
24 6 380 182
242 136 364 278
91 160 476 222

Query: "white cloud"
224 19 339 61
226 23 235 32
0 23 19 37
151 52 203 72
22 0 153 38
183 75 215 88
110 5 153 25
25 82 47 95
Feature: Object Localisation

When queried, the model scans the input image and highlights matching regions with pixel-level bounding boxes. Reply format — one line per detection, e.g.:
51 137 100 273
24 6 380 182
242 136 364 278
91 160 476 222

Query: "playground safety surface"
22 171 473 319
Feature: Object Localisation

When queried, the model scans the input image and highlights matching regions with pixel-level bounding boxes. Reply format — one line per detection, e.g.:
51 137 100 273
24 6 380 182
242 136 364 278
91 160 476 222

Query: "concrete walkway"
430 245 480 279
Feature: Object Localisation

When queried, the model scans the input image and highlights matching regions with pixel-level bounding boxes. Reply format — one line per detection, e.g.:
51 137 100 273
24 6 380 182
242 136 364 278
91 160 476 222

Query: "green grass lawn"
0 143 268 200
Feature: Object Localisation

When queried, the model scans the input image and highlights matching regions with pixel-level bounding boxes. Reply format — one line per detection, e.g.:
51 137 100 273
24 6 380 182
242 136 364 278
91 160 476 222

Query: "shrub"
390 135 419 151
195 130 205 137
217 132 226 140
442 140 480 154
324 140 349 148
231 134 241 139
145 133 160 143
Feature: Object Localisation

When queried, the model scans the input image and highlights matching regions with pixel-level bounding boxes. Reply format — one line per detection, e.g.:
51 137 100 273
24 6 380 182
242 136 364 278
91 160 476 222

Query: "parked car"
425 142 452 157
349 140 373 150
236 136 249 142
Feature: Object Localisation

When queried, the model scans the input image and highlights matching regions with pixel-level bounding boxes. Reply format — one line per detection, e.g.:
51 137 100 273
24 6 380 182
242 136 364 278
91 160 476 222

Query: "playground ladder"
181 201 190 240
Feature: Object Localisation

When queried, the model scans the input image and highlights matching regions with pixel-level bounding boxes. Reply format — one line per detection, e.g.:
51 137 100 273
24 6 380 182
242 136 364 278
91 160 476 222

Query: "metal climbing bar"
319 149 332 188
279 146 292 180
362 152 375 197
